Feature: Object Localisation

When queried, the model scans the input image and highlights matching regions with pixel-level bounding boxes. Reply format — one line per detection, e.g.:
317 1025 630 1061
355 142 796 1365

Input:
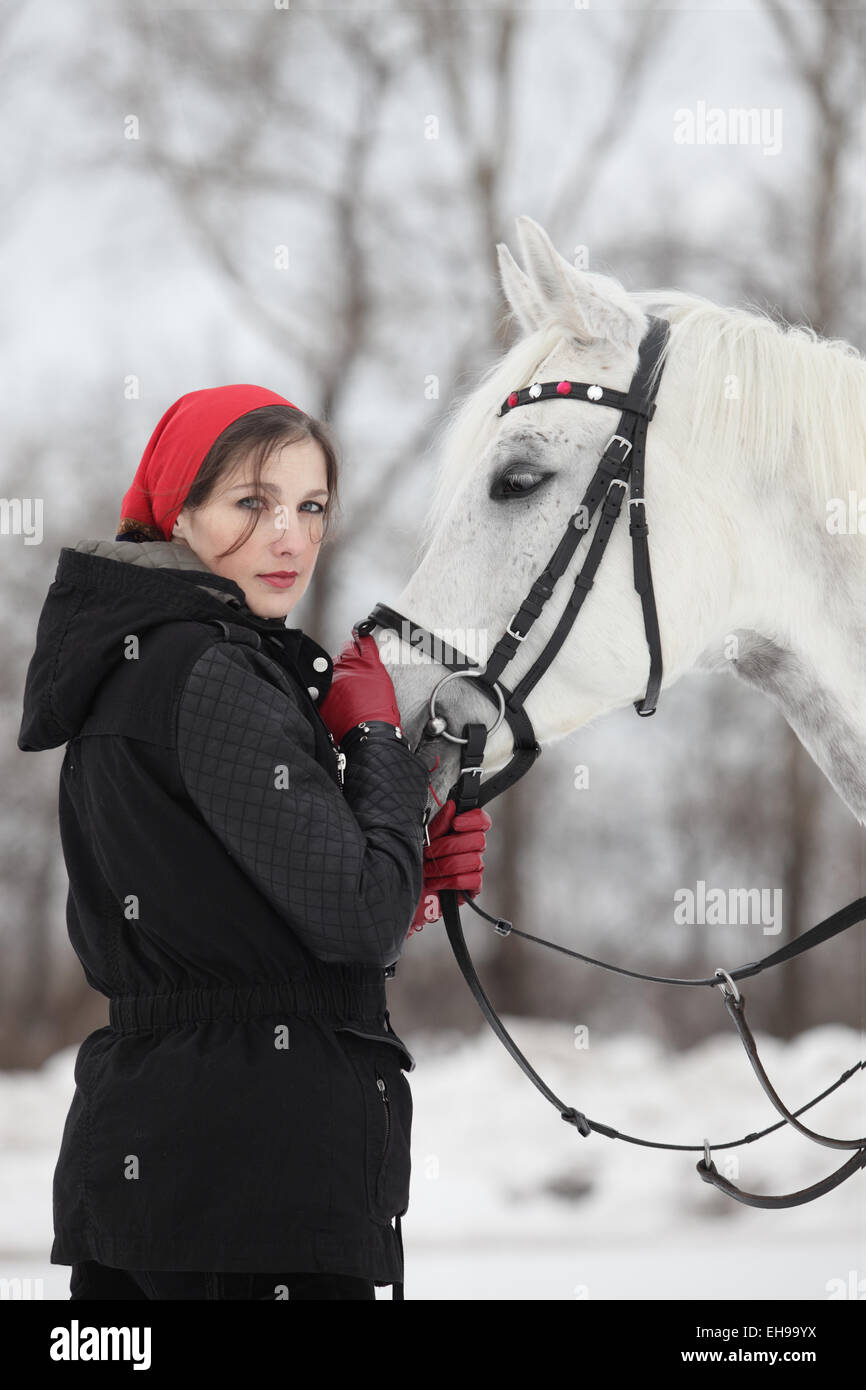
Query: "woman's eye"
491 467 548 498
235 497 326 513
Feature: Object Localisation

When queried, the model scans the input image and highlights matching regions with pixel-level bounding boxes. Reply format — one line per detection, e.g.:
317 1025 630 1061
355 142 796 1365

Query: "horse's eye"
491 466 548 498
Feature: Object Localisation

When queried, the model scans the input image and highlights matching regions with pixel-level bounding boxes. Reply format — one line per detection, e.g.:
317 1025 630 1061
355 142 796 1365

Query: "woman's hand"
318 630 403 745
408 798 492 936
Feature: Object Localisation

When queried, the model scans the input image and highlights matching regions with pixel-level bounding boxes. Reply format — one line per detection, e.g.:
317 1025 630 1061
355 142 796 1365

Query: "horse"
378 216 866 830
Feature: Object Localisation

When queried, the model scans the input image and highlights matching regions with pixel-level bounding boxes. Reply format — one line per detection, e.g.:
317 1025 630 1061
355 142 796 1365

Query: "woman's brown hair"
121 405 341 558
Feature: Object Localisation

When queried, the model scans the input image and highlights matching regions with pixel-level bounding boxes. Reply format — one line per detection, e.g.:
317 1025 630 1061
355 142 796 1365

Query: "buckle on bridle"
506 614 528 641
606 434 633 459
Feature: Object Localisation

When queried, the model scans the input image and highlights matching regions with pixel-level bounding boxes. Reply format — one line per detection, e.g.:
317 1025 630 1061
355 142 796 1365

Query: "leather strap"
626 405 663 714
696 1148 866 1209
496 379 658 418
452 723 488 814
441 887 865 1207
491 450 631 691
720 990 865 1149
357 606 481 675
464 893 866 989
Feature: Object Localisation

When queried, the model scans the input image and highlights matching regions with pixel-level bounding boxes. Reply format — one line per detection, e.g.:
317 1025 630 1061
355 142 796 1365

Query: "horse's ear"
511 215 646 352
496 241 547 336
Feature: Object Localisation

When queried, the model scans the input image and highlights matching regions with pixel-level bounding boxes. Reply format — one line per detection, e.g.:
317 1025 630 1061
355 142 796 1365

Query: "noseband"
355 314 866 1211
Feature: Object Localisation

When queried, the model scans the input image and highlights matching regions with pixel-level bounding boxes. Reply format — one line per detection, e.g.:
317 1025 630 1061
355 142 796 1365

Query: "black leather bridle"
356 314 866 1210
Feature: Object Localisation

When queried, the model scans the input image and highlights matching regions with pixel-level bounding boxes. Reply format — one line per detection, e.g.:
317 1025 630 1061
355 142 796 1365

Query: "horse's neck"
697 467 866 826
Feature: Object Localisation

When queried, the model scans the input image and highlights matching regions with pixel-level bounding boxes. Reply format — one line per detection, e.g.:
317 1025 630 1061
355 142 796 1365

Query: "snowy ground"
1 1020 862 1301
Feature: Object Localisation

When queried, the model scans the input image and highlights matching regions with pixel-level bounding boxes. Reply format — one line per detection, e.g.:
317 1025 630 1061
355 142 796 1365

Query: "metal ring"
713 967 741 1003
427 668 506 745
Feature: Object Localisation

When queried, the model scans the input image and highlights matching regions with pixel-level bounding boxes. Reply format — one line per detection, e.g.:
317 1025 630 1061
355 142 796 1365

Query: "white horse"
379 216 866 826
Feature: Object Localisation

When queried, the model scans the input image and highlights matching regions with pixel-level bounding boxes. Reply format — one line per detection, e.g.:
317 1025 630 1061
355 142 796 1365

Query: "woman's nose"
269 512 309 551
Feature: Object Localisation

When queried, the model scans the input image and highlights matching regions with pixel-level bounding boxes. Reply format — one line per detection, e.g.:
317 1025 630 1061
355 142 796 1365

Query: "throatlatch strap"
626 407 663 714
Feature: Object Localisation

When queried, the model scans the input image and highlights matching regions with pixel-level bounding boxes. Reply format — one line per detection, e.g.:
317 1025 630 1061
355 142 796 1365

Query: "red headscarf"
117 384 300 542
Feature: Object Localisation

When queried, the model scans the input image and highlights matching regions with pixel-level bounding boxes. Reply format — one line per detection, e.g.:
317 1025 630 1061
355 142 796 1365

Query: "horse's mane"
632 288 866 506
416 291 866 561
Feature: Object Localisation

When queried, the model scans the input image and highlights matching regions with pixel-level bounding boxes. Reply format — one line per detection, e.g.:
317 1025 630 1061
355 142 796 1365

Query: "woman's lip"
258 572 298 588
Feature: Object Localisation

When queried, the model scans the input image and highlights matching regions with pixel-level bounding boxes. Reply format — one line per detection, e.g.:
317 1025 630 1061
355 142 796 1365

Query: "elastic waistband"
109 974 387 1032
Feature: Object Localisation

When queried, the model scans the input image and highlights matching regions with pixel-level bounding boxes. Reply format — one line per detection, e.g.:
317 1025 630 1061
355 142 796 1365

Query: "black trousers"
68 1258 376 1300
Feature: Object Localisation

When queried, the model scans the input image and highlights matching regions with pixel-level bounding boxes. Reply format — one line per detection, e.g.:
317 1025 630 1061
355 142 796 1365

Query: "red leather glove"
318 630 403 745
408 798 492 936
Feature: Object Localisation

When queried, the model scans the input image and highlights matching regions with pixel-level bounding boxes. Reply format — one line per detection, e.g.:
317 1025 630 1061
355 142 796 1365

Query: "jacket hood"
17 536 332 751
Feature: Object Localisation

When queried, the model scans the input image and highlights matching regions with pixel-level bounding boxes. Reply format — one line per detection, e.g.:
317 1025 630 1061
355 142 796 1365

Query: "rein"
355 314 866 1210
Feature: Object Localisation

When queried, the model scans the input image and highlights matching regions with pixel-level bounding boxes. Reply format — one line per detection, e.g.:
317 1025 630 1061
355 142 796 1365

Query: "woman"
17 383 491 1301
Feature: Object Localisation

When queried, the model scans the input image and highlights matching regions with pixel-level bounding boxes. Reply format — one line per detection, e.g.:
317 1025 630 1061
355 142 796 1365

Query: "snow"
1 1020 862 1300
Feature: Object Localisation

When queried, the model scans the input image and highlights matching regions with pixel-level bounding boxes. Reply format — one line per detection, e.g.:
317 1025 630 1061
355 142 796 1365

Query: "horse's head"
382 217 736 807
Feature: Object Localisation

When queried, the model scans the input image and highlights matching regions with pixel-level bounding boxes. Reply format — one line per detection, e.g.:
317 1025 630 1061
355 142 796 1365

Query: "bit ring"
427 669 506 745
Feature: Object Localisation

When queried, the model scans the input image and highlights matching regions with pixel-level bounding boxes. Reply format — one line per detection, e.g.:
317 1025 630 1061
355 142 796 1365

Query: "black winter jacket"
16 536 432 1285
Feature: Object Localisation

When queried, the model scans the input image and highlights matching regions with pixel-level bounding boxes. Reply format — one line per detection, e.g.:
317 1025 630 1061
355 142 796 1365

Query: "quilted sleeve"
175 640 430 967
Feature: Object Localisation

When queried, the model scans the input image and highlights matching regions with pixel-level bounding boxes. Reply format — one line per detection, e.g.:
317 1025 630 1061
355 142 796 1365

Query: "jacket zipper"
376 1073 391 1174
327 729 346 787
